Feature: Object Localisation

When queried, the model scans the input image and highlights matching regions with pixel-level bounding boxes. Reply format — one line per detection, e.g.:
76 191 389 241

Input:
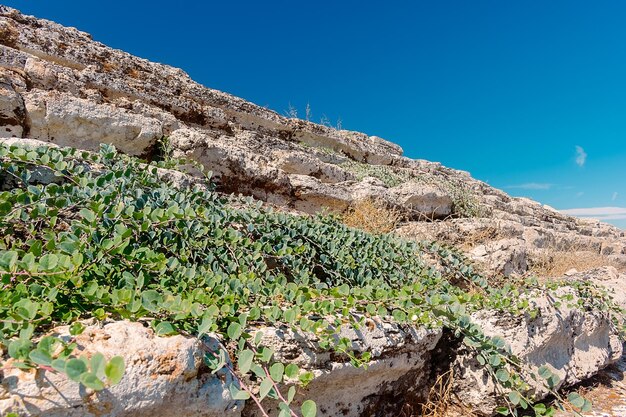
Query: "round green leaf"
154 321 177 336
538 365 552 380
508 390 521 405
39 254 58 271
301 400 317 417
227 322 242 340
229 383 250 400
29 349 52 366
495 369 509 383
269 362 284 383
237 349 254 374
567 392 586 409
80 372 105 390
105 356 125 385
287 386 296 404
90 352 106 379
66 358 88 382
259 377 273 400
285 363 300 379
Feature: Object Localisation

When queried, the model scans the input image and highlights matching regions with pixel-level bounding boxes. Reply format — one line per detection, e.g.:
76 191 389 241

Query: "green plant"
0 141 622 417
154 135 173 164
341 160 412 187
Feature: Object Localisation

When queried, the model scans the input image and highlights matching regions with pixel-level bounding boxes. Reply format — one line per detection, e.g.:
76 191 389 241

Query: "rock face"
3 4 626 245
248 324 442 417
397 216 626 278
454 288 623 415
1 6 626 417
1 300 621 417
0 321 241 417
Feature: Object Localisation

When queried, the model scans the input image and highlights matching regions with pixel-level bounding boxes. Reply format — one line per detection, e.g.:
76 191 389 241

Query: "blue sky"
7 1 626 228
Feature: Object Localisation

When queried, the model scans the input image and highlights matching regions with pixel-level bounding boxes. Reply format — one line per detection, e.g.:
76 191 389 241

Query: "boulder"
388 182 453 220
248 324 442 417
453 288 623 415
469 238 529 276
23 91 163 155
0 321 241 417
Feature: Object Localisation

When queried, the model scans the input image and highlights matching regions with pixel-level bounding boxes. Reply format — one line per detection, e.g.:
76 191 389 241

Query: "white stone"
0 321 241 417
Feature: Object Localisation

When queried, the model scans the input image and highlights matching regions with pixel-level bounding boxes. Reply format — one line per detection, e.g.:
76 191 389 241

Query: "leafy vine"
0 142 623 416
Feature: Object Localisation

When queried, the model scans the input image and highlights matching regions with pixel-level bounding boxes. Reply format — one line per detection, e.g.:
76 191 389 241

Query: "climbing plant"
0 142 623 416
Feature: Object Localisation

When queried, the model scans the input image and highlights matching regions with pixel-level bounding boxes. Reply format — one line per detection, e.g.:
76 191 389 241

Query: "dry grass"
102 61 118 72
420 369 455 417
451 225 507 251
528 243 623 278
553 354 626 416
342 198 401 234
398 369 477 417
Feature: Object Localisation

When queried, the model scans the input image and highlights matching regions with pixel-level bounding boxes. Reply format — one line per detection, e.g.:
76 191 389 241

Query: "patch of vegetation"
529 242 625 278
341 160 412 187
297 141 341 158
0 142 623 417
443 180 486 218
340 160 485 218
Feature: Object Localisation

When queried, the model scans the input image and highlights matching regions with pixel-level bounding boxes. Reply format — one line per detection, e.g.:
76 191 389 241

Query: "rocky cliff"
1 6 625 417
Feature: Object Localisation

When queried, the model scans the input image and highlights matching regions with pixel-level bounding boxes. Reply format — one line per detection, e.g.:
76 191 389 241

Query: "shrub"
341 160 411 187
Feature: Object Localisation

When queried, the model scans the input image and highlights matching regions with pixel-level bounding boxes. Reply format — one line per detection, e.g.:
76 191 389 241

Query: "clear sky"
6 1 626 228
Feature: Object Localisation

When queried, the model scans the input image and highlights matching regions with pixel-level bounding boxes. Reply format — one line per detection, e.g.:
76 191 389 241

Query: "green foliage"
0 141 622 416
341 160 412 188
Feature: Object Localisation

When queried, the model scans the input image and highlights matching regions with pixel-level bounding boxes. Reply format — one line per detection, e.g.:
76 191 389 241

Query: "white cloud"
560 206 626 221
576 191 584 198
575 145 587 167
612 192 618 201
505 183 553 190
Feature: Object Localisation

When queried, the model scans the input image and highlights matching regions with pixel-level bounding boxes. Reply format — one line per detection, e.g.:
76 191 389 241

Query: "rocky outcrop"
2 3 622 236
397 217 626 277
1 298 621 417
469 238 529 277
454 287 623 414
1 6 626 417
0 6 413 216
249 325 442 417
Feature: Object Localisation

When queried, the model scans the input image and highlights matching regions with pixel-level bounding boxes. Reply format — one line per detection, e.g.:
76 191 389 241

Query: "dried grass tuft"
528 243 623 278
342 198 401 234
398 369 477 417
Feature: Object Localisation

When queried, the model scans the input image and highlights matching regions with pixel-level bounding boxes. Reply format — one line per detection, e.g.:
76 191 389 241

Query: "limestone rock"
453 288 623 415
469 238 528 276
248 323 442 417
23 90 163 155
0 68 26 138
0 321 241 417
388 182 453 219
271 149 354 184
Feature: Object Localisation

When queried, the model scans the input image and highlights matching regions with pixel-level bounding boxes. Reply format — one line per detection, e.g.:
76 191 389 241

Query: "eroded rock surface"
454 287 623 415
247 324 442 417
0 321 241 417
